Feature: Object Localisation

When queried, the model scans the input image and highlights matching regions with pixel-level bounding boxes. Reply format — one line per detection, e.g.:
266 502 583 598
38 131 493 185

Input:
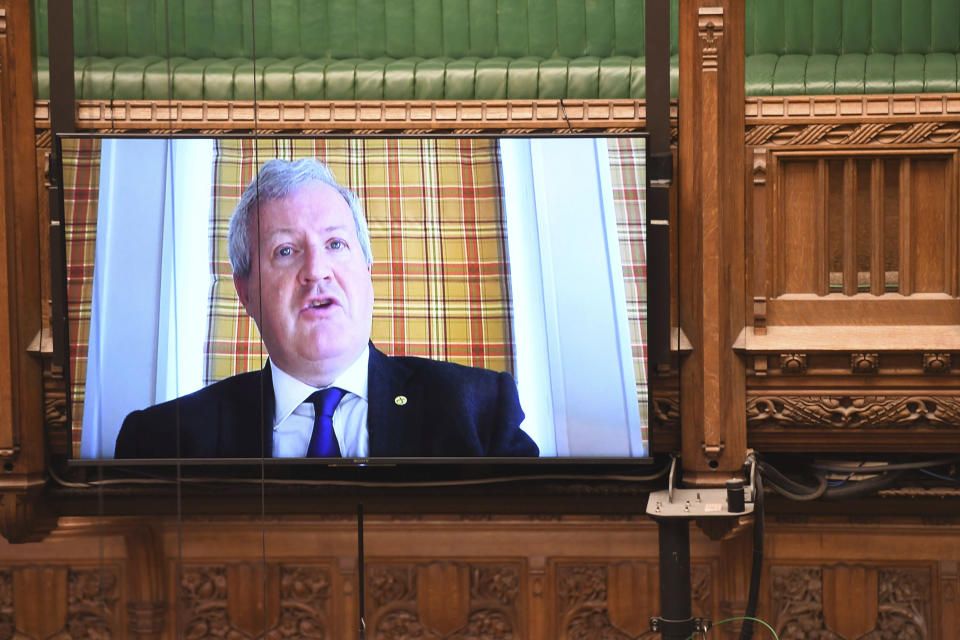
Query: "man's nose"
299 245 332 283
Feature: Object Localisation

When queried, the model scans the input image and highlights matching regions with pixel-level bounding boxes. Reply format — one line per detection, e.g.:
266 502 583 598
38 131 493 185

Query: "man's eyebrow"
261 224 351 239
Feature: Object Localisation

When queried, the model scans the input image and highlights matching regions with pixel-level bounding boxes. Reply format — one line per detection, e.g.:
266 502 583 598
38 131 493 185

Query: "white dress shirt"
270 346 370 457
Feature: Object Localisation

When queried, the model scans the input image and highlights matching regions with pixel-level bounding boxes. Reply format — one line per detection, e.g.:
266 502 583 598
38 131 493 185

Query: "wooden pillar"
0 0 49 541
677 0 747 483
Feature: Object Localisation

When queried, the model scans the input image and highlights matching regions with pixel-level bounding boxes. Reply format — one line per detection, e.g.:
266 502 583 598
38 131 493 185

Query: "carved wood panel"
366 562 522 640
771 565 932 640
554 561 712 640
180 563 332 640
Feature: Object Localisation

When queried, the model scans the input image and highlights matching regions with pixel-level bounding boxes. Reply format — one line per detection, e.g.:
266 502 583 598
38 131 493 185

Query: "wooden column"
677 0 747 482
0 0 49 541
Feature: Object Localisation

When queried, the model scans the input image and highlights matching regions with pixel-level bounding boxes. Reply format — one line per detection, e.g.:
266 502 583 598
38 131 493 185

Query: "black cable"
759 461 827 501
822 471 903 500
739 468 764 640
813 456 960 473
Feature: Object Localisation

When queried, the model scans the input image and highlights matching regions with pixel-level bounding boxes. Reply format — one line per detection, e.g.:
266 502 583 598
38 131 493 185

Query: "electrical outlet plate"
646 488 755 518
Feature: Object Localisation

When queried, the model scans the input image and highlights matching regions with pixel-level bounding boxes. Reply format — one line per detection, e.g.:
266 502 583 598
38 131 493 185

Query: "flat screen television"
54 132 658 465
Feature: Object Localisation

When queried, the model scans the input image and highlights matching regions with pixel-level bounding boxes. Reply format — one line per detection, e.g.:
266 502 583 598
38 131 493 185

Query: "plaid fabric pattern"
607 137 648 436
61 137 102 457
208 138 515 384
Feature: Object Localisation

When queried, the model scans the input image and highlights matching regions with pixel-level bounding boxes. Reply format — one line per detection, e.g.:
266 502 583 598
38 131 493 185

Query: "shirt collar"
271 345 370 426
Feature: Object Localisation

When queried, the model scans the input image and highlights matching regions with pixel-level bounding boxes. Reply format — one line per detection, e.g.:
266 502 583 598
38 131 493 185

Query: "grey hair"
227 158 373 278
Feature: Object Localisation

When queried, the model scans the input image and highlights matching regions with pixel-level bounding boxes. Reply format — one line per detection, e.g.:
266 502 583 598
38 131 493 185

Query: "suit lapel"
367 346 422 456
215 365 275 458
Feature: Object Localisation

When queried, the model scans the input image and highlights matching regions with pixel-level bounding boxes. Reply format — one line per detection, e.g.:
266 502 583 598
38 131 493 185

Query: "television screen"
57 133 650 462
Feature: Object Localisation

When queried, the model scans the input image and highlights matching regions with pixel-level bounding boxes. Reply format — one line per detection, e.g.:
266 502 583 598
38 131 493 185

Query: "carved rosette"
923 353 952 374
180 564 331 639
747 395 960 429
851 353 879 375
367 563 520 640
779 354 807 375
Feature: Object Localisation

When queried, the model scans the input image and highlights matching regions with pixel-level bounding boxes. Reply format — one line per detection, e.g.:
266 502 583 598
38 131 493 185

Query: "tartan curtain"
207 138 516 384
61 137 102 457
606 137 649 440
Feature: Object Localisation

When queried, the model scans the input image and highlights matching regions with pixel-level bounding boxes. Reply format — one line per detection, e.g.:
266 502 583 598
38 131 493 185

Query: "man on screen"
115 158 538 459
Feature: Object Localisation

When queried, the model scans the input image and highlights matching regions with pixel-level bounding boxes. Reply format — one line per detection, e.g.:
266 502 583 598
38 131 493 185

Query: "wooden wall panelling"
0 0 49 543
678 0 747 479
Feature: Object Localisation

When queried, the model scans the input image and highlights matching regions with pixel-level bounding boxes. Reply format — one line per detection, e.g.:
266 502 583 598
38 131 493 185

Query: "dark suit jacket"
114 346 539 458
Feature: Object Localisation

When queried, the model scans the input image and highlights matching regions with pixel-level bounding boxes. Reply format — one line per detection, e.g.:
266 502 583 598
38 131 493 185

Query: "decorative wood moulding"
0 9 7 36
747 395 960 430
697 7 724 71
747 94 960 123
33 99 682 133
746 94 960 146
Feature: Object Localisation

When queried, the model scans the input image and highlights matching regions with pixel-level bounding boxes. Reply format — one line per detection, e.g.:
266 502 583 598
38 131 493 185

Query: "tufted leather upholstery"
746 0 960 95
32 0 680 101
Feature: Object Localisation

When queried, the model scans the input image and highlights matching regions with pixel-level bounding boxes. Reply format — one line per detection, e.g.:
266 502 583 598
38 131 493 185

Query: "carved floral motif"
557 565 607 611
66 568 119 640
866 569 931 640
771 567 841 640
747 396 960 429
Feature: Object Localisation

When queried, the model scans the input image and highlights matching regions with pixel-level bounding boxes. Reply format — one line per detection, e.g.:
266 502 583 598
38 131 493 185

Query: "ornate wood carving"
923 353 952 374
0 9 6 37
747 120 960 147
875 568 931 639
747 395 960 429
697 8 724 71
651 391 680 430
181 564 331 639
368 562 520 640
771 567 840 639
778 354 806 375
34 99 672 133
851 353 880 375
67 568 120 638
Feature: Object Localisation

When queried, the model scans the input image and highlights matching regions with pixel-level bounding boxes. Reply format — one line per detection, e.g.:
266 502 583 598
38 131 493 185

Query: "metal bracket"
650 616 711 637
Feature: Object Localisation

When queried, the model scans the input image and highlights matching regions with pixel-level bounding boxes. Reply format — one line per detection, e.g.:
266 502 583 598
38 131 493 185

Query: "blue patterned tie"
306 387 346 457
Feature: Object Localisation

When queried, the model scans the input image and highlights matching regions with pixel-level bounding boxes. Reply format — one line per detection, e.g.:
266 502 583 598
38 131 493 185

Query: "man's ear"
234 273 251 310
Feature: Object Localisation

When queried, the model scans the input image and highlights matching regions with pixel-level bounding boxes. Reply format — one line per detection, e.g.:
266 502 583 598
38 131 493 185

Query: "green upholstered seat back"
35 0 679 61
746 0 960 57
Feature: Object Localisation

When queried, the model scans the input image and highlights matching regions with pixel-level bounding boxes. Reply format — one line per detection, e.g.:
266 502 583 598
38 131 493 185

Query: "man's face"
233 182 374 387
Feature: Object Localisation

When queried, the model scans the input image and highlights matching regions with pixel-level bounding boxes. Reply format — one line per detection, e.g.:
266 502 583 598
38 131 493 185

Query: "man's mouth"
302 296 340 313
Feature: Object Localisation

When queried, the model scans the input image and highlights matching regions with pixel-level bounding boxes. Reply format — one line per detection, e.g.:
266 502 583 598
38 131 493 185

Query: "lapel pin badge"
394 395 407 406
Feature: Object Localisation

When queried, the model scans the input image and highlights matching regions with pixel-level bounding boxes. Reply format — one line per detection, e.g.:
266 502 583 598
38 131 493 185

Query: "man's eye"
328 239 346 251
276 246 293 257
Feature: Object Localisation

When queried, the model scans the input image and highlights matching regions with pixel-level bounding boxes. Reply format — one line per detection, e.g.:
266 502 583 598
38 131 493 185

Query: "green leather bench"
746 0 960 95
32 0 679 101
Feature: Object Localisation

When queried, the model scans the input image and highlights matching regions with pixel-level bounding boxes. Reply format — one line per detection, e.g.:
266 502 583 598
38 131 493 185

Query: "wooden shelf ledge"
734 325 960 353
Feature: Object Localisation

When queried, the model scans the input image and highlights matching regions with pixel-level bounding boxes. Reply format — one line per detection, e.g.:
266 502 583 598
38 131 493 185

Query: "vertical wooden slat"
842 158 857 295
899 158 913 295
948 153 957 297
816 159 828 295
870 159 885 296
